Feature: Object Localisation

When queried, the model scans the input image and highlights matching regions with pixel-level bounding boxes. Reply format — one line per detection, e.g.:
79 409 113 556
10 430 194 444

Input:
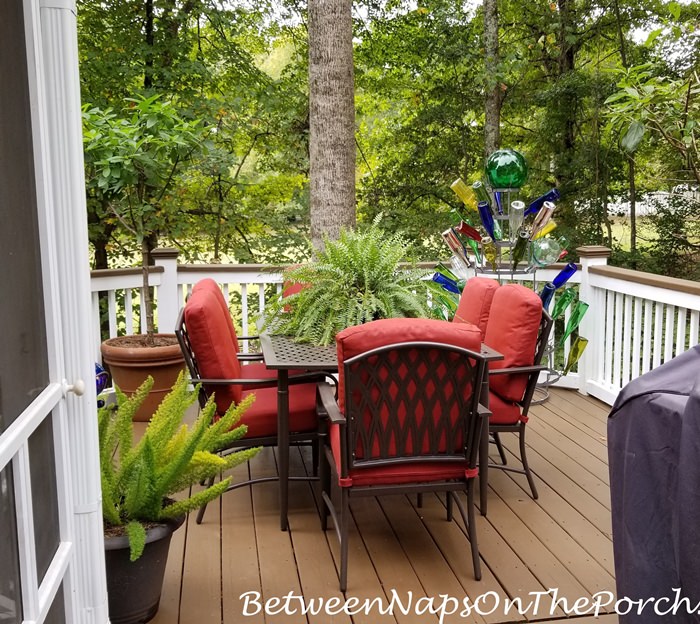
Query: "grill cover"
608 345 700 623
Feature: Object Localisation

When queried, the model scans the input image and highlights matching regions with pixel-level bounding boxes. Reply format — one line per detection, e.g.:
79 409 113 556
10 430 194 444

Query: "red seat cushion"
184 288 242 411
454 277 499 338
329 423 474 487
241 383 318 439
483 285 542 403
488 390 523 425
335 318 482 412
192 278 239 353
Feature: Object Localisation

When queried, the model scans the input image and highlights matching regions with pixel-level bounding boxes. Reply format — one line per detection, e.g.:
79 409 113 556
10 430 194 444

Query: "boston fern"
99 372 258 561
264 219 431 346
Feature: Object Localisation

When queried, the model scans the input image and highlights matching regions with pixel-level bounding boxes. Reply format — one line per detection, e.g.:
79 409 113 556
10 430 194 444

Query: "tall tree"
484 0 501 156
308 0 356 250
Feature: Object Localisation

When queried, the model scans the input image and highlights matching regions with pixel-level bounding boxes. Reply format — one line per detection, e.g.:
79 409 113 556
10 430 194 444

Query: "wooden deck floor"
150 388 619 624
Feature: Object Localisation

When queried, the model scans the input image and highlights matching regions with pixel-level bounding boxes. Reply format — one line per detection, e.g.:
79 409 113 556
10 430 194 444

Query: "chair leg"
466 481 482 580
446 491 453 521
196 475 217 524
492 432 507 465
312 438 320 477
319 448 331 530
339 488 349 592
519 424 539 500
416 493 423 508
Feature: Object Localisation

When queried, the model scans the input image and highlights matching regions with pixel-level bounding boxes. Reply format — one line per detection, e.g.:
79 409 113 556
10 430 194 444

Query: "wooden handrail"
589 265 700 297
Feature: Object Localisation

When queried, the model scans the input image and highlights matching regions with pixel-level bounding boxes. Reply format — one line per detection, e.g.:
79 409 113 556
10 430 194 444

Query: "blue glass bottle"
477 201 496 239
432 272 461 294
525 188 561 217
539 282 556 311
552 262 577 289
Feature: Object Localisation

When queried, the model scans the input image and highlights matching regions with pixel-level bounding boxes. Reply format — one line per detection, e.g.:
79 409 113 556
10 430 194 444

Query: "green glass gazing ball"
485 148 528 189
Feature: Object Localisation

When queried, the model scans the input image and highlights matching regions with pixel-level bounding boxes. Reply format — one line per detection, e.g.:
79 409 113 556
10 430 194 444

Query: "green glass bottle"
472 180 492 205
550 287 577 320
559 301 589 347
511 229 530 269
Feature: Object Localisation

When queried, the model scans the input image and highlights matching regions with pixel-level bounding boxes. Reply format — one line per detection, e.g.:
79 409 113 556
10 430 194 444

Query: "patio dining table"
259 332 503 531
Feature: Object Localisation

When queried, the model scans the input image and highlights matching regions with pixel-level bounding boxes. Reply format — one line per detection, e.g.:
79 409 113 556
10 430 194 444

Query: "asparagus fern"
99 372 258 560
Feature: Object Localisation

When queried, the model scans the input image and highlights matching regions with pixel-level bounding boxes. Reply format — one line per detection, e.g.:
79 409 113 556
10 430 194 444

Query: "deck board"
150 388 619 624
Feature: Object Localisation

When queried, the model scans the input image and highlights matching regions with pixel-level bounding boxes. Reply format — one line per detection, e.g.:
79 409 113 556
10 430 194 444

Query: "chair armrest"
194 377 279 388
488 364 548 376
237 353 264 362
477 402 492 418
317 382 346 425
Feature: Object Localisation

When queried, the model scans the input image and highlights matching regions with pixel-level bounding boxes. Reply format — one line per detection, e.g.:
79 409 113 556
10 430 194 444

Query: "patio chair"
316 317 490 591
191 278 295 385
453 276 500 338
482 283 553 503
175 286 327 523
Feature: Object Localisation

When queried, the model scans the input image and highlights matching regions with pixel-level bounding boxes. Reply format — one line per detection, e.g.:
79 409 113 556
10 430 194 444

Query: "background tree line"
77 0 700 279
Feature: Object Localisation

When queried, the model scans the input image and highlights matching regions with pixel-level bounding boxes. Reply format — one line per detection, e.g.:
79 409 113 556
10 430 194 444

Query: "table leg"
278 369 289 531
479 369 490 517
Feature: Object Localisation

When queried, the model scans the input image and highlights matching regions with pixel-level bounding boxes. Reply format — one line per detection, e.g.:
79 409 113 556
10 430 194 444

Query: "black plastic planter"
104 515 185 624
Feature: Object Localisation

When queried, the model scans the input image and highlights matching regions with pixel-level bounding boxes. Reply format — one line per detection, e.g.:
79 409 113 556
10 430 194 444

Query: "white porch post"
152 248 180 334
577 246 611 396
26 0 110 621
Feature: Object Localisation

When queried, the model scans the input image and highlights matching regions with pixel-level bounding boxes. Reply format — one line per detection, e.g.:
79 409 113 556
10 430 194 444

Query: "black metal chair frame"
317 340 490 592
486 309 554 501
175 307 328 524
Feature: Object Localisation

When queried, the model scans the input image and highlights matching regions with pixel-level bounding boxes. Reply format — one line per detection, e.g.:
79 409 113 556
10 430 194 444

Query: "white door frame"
0 1 108 622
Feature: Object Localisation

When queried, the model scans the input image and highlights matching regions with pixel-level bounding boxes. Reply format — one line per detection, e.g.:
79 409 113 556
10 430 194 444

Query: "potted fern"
100 372 258 624
263 218 432 346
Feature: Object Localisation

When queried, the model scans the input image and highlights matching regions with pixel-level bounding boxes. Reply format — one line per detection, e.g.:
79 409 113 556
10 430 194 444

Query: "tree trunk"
483 0 500 157
142 238 155 340
628 156 637 268
308 0 356 252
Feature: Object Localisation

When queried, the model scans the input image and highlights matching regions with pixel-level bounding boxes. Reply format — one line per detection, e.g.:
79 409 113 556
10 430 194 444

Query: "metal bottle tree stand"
434 149 589 404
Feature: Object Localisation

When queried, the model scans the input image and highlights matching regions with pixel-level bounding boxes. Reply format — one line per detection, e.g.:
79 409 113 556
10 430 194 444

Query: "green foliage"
99 372 258 561
605 65 700 183
262 218 431 346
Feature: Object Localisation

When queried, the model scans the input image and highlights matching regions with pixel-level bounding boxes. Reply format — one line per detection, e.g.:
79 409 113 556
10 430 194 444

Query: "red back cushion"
483 284 543 402
336 318 482 462
191 278 239 352
184 288 242 412
335 318 482 412
453 277 500 337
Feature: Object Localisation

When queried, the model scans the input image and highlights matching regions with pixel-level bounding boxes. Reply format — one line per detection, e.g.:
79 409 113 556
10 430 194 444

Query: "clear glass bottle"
508 200 525 240
530 200 556 240
531 236 568 267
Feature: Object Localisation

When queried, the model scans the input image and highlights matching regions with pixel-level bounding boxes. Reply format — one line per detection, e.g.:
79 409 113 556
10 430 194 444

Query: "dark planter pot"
104 514 185 624
100 334 185 421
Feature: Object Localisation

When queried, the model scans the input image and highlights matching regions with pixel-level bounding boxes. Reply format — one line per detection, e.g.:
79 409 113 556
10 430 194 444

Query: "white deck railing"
89 246 700 406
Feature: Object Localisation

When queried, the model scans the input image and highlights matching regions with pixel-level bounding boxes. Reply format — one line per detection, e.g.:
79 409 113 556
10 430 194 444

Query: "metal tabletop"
259 333 338 371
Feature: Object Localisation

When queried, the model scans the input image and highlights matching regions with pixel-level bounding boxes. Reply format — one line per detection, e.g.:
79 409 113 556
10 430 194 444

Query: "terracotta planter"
100 334 185 421
104 514 185 624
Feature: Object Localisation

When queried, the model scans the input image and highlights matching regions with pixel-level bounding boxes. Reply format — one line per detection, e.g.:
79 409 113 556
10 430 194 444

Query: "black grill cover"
608 345 700 623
